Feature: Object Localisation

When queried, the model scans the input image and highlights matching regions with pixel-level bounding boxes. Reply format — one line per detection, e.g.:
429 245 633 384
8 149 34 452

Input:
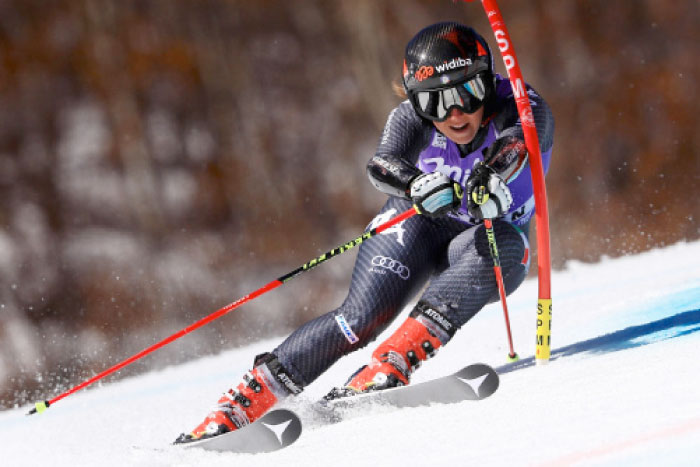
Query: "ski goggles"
408 73 489 121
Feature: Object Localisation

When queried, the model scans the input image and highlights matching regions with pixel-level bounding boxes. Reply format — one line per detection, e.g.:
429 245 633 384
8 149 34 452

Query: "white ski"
178 408 302 453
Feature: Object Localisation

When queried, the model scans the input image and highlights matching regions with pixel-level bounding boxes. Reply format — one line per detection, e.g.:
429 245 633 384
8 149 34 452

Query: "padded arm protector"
367 153 423 198
483 134 528 183
366 101 433 199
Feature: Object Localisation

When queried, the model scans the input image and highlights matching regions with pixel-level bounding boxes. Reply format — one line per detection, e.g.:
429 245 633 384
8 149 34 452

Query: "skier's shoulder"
490 74 554 150
382 100 434 139
377 99 434 161
492 73 549 103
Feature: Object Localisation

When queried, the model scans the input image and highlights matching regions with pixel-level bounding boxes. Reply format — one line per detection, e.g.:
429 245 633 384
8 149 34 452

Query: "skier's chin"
445 124 476 144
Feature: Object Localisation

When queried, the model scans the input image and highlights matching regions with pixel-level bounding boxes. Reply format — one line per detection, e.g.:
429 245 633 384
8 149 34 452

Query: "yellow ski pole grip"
27 400 50 416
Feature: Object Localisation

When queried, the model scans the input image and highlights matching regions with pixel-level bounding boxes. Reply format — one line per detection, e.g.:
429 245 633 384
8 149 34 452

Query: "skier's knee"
333 305 393 350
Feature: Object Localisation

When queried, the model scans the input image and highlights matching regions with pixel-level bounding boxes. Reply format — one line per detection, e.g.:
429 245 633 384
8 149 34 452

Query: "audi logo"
370 256 410 280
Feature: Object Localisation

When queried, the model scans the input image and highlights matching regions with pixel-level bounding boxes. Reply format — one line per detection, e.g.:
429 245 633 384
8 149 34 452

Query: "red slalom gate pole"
28 206 418 415
465 0 553 363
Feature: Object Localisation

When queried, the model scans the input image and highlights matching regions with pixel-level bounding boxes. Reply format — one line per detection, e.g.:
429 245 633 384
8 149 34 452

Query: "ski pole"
27 206 419 415
483 218 519 362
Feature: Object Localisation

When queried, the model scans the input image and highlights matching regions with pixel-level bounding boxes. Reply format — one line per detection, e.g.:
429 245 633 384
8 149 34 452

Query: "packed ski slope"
2 241 699 466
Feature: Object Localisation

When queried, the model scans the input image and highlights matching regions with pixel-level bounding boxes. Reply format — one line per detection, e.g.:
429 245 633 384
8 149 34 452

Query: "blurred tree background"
0 0 697 408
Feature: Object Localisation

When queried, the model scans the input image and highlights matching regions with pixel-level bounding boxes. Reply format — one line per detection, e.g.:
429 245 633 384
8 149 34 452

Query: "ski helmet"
403 22 494 121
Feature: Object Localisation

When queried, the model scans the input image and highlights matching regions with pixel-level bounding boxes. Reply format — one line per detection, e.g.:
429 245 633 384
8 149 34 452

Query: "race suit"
267 74 554 389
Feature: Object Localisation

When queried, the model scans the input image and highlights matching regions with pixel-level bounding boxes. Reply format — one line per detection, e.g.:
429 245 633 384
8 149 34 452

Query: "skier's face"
432 106 484 145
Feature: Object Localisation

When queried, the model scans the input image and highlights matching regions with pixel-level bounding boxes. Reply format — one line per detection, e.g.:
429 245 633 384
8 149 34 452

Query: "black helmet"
403 22 494 121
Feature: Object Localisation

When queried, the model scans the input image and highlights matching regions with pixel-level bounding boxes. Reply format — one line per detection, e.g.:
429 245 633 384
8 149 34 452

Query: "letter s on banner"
494 30 515 71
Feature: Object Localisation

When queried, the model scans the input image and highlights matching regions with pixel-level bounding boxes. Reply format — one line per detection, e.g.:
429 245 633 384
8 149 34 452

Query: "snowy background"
2 239 698 466
2 0 698 411
1 2 699 465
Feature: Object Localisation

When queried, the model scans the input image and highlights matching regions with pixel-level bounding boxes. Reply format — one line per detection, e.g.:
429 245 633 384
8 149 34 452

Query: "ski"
313 363 499 423
177 364 497 453
178 408 302 453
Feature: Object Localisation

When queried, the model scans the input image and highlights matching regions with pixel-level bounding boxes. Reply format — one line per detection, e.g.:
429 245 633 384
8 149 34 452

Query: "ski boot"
325 310 447 401
175 353 302 443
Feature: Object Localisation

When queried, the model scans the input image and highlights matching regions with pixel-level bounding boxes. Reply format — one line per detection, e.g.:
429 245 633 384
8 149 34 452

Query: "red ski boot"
325 314 445 400
175 354 302 443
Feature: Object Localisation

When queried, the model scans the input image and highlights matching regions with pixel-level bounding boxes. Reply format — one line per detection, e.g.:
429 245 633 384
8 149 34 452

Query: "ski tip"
26 400 50 416
535 358 550 366
177 409 302 453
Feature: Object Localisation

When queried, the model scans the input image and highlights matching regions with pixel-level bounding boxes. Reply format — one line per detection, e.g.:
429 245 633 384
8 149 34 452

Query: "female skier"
176 21 554 443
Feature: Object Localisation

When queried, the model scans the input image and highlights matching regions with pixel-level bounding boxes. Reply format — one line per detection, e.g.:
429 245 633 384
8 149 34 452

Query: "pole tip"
26 400 50 416
507 353 520 362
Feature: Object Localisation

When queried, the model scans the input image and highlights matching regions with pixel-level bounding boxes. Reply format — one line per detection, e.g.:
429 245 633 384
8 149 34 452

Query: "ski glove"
409 172 463 218
465 165 513 220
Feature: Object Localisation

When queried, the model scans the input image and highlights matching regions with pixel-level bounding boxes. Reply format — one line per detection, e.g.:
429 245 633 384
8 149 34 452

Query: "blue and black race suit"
270 74 555 388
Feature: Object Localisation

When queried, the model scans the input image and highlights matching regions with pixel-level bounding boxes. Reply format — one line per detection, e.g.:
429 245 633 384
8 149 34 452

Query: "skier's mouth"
450 122 469 132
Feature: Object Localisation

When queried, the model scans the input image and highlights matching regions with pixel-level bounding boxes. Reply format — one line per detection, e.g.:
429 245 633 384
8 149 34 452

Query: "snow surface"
2 241 699 466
